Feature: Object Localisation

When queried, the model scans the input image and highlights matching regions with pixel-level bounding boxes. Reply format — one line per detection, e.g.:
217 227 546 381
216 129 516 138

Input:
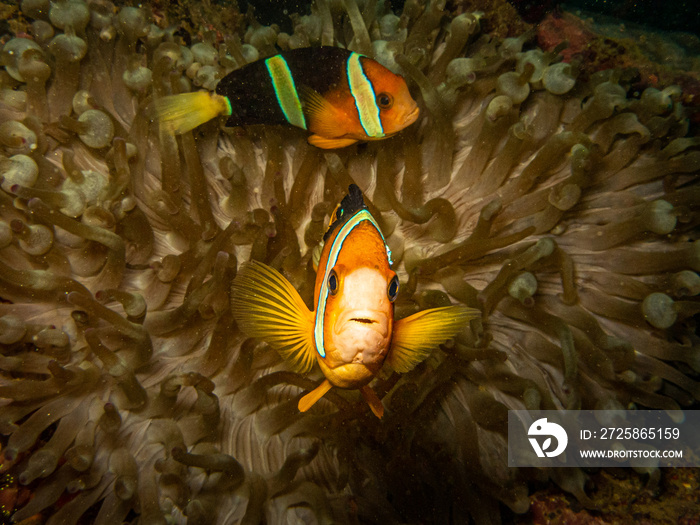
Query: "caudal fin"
154 92 231 134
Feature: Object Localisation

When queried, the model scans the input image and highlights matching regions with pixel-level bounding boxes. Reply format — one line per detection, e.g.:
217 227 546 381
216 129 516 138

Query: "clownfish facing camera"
154 47 419 149
231 185 479 418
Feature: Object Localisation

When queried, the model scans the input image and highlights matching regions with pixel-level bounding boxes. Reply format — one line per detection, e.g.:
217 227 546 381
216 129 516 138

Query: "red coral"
537 12 597 62
529 496 610 525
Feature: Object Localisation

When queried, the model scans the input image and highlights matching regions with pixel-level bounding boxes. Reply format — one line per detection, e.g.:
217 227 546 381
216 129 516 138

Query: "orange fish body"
300 50 420 148
155 47 420 149
312 203 397 391
231 185 479 417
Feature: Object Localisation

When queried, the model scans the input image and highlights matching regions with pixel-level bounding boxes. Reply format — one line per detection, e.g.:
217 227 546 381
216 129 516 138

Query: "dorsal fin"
324 184 366 241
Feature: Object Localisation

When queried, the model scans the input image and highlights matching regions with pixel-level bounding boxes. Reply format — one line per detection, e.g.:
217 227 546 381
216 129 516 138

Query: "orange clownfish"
231 185 479 418
154 46 420 149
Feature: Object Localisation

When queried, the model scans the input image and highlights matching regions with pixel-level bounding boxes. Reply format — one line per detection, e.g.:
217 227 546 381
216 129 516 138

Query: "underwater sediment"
0 0 698 523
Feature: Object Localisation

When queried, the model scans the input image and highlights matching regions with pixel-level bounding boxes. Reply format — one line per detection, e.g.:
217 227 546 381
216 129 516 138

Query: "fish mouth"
336 310 388 335
331 309 391 366
405 105 420 125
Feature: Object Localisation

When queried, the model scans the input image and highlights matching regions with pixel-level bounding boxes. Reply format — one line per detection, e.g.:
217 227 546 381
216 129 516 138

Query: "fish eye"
328 269 339 295
387 275 399 302
377 92 393 109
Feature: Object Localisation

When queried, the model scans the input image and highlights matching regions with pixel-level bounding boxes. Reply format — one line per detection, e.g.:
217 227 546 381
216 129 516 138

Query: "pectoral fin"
299 86 340 135
231 261 316 373
386 305 480 373
298 379 333 412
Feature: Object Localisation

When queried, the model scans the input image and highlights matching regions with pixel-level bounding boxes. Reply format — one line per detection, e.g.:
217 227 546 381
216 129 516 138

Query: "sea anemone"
0 0 698 524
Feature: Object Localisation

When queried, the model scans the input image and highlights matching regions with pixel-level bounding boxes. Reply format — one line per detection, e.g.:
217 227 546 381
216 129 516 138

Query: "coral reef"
0 0 698 524
519 466 700 525
536 10 700 118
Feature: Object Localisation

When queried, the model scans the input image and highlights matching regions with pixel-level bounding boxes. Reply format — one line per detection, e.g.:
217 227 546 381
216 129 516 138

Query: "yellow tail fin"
154 92 231 134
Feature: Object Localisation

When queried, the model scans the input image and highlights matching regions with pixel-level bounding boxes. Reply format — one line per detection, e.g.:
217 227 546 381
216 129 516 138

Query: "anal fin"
299 379 333 412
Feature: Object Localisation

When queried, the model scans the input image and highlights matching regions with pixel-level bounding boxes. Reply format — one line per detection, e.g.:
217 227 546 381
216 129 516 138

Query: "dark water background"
239 0 700 36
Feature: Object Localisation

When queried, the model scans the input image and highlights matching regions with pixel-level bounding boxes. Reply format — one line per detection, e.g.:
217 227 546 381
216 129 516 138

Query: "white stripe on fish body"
265 55 307 130
346 53 385 138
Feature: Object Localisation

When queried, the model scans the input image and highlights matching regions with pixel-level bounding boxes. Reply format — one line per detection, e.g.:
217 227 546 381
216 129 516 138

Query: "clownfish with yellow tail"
154 47 419 149
231 185 480 418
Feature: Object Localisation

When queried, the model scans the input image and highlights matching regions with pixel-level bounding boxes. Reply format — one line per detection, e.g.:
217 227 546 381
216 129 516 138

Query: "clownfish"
231 185 479 418
154 47 420 149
